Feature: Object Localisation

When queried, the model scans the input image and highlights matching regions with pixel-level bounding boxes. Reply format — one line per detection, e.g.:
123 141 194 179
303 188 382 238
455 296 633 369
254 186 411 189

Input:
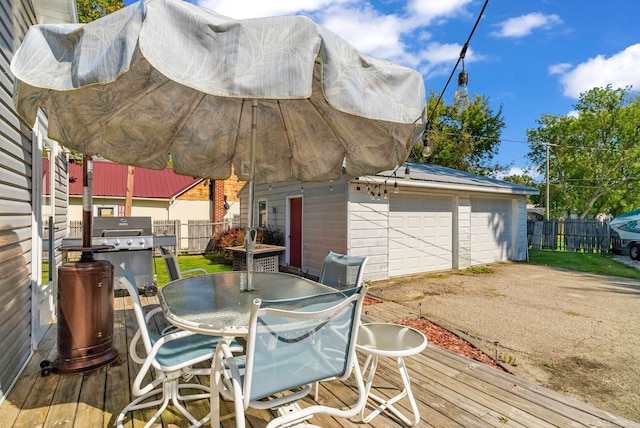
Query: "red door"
289 198 302 268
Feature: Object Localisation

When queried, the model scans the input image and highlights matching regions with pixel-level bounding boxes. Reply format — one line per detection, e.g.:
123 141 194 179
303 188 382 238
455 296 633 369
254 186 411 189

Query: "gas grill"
62 216 176 294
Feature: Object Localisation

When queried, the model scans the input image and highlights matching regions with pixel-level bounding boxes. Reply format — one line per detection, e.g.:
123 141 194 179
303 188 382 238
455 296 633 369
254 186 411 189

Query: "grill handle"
101 229 144 237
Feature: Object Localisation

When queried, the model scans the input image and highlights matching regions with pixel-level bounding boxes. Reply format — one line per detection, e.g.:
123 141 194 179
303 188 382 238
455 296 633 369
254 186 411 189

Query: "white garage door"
470 198 513 264
389 195 453 276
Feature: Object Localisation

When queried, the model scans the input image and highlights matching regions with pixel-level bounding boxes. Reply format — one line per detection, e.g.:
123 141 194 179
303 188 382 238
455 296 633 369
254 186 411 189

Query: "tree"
527 85 640 219
409 91 507 176
501 174 541 205
76 0 124 23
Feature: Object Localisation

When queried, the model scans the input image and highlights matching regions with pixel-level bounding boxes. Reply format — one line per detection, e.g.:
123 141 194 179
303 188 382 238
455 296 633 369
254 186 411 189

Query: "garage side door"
470 198 512 264
389 195 453 276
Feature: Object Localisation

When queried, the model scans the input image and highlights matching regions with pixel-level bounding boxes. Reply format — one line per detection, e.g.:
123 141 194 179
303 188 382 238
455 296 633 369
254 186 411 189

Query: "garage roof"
373 162 539 195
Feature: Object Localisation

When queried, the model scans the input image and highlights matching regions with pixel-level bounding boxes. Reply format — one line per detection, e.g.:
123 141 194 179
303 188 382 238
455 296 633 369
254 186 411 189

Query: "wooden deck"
1 294 638 428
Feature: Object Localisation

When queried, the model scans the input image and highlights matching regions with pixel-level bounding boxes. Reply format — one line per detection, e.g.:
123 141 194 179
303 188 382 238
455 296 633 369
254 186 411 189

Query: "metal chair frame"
117 264 241 428
159 245 207 281
212 286 369 428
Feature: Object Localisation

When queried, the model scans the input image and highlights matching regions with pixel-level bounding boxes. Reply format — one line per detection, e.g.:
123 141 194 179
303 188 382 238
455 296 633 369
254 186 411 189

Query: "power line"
425 0 490 129
382 0 491 184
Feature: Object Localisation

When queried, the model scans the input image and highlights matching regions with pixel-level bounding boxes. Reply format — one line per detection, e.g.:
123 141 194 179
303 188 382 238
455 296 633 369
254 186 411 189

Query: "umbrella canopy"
11 0 426 184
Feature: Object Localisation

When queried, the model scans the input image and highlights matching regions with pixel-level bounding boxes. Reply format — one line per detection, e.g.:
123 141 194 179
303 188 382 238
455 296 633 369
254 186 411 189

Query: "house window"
97 206 116 217
258 200 268 227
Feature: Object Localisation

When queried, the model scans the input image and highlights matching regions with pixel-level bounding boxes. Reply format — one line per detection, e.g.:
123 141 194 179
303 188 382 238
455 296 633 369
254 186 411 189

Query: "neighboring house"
241 162 539 281
59 159 240 224
0 0 76 407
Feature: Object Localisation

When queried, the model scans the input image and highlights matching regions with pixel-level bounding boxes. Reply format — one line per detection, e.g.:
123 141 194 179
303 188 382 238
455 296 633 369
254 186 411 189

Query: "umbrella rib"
102 78 171 131
168 92 208 149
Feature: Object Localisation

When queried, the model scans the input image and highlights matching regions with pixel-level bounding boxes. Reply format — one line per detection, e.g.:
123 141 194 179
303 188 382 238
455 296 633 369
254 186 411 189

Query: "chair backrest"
319 251 367 290
160 246 182 281
240 285 367 407
119 263 155 355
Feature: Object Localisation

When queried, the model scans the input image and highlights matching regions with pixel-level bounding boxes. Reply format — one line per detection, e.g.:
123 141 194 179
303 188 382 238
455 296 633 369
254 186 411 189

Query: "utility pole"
125 165 134 216
546 144 550 220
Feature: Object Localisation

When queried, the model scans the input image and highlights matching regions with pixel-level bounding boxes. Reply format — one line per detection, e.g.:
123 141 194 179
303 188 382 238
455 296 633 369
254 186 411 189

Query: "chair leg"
117 378 211 428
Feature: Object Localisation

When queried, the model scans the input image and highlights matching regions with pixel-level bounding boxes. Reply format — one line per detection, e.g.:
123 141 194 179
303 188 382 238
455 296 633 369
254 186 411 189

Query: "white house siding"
457 197 472 269
303 183 347 277
515 197 529 260
347 186 389 282
51 153 69 264
244 180 347 277
0 0 40 405
388 192 454 276
470 196 515 265
68 197 209 225
244 173 535 281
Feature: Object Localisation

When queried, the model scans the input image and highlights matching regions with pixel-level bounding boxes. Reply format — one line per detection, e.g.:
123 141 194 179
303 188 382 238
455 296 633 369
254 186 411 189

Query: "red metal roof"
64 159 201 199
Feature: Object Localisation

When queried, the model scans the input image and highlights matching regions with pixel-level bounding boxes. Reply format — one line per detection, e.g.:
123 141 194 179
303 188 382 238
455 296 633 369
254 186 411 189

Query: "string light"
453 59 469 109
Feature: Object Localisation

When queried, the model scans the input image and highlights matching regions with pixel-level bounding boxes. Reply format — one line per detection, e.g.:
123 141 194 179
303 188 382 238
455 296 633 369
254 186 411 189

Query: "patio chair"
314 252 368 399
212 285 369 428
117 263 242 428
319 251 368 290
159 245 207 281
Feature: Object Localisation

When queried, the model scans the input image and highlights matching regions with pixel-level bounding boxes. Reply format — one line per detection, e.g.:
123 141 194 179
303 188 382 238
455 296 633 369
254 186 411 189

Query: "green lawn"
528 249 640 280
153 250 640 286
153 253 232 286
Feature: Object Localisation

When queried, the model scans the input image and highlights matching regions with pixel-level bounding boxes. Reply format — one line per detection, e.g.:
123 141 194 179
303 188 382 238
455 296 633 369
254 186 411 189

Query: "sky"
124 0 640 177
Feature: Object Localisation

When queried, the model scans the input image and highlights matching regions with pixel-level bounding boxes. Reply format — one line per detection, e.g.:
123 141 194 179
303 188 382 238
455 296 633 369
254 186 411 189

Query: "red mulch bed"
363 298 504 371
395 318 506 371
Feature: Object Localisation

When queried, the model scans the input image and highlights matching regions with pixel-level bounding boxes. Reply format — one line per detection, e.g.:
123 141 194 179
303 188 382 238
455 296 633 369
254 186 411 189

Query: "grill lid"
92 217 152 237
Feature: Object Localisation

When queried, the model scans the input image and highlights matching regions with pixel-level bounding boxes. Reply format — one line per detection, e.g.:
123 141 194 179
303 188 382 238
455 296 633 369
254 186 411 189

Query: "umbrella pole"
243 99 259 291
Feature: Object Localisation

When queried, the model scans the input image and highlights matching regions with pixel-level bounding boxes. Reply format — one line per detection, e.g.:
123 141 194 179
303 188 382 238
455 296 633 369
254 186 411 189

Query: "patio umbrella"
11 0 426 290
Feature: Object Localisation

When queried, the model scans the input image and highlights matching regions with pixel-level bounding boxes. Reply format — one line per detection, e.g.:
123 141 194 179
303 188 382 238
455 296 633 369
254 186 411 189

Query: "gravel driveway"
372 262 640 422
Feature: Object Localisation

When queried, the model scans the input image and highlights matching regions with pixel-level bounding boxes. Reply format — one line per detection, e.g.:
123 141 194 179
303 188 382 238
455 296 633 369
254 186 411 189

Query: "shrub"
211 226 284 262
258 225 284 246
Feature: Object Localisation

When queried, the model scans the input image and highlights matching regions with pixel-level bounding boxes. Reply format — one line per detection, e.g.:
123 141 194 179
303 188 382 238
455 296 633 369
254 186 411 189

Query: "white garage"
470 198 514 264
246 162 538 281
388 194 453 276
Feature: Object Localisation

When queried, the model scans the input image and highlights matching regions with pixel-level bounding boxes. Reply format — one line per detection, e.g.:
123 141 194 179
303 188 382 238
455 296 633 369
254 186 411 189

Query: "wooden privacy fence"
528 219 611 253
68 219 234 254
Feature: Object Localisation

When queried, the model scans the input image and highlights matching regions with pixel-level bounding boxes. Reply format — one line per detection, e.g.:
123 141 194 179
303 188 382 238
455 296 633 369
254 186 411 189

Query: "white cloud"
566 110 579 118
407 0 472 23
194 0 477 78
491 12 562 38
554 44 640 98
548 63 571 75
319 6 410 63
497 166 541 181
196 0 344 19
420 42 464 64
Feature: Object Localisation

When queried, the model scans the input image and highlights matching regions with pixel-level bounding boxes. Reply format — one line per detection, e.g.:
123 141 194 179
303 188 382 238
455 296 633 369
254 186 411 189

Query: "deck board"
0 297 638 428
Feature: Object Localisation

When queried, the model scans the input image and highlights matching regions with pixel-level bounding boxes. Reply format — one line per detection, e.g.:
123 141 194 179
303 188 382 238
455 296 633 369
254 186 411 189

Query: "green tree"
77 0 124 23
501 174 541 205
527 85 640 219
410 91 506 176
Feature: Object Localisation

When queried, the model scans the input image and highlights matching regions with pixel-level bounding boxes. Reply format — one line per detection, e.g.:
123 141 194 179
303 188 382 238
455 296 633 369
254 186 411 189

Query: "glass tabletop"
357 323 428 357
158 271 335 336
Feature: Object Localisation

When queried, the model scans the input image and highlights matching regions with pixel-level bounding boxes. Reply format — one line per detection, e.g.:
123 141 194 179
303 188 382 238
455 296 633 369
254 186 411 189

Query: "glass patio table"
158 271 337 337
